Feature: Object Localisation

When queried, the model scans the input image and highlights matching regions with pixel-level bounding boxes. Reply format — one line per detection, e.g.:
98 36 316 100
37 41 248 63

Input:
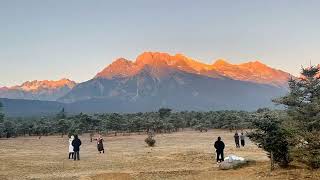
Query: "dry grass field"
0 130 319 180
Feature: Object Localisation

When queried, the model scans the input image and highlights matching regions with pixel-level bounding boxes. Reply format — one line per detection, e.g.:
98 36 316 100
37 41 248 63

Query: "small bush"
145 136 156 147
308 154 320 169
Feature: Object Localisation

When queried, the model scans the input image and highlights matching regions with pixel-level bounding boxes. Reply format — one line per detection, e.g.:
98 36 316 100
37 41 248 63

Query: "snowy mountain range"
1 52 296 115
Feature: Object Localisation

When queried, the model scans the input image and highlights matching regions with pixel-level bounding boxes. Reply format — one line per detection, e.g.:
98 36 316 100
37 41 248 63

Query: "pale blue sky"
1 0 319 86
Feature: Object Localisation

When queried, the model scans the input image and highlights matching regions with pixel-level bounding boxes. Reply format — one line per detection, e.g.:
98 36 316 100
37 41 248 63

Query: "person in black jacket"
72 135 82 161
234 132 240 148
96 135 105 154
214 136 225 163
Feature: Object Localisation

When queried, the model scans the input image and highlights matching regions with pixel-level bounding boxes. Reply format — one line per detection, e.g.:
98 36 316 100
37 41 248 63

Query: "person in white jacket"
68 135 74 159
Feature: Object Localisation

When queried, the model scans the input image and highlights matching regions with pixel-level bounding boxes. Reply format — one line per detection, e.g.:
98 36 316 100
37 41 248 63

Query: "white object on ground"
219 155 247 170
224 155 245 162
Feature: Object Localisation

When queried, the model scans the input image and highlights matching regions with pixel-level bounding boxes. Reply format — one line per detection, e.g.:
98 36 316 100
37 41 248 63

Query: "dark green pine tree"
248 111 292 168
0 102 4 138
158 108 172 119
274 65 320 168
56 108 66 120
0 102 4 123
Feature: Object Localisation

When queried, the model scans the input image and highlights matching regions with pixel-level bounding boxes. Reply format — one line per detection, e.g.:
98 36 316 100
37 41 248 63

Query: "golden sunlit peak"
240 60 267 67
136 52 170 63
7 78 77 92
137 51 171 58
249 60 264 65
112 58 132 64
212 59 230 66
174 53 200 62
174 53 187 58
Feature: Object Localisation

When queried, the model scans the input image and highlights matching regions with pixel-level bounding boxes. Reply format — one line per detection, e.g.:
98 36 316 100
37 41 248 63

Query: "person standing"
234 132 240 148
240 132 246 147
68 135 74 159
96 135 105 154
90 133 94 142
72 135 82 161
214 137 225 163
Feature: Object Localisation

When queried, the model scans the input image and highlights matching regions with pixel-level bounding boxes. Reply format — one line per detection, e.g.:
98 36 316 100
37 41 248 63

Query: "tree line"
0 106 258 138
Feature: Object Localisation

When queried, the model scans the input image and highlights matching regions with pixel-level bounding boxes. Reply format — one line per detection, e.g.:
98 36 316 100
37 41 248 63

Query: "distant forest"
0 106 265 138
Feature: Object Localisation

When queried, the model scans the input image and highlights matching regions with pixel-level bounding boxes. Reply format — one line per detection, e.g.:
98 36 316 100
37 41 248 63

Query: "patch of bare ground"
0 130 319 179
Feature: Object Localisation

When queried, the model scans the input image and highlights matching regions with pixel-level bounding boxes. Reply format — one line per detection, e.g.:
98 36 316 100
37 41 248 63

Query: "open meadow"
0 130 319 180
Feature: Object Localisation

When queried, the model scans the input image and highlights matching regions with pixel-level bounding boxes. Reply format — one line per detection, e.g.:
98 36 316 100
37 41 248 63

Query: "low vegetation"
145 135 156 147
0 107 257 138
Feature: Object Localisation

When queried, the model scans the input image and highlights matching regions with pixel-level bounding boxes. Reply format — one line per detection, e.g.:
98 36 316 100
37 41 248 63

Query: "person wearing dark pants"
74 151 80 160
234 132 240 148
216 150 224 163
240 132 245 147
68 152 74 159
214 136 225 163
72 135 82 161
96 135 105 154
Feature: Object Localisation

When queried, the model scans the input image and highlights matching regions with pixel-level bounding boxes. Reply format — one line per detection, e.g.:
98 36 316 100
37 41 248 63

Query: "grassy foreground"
0 130 319 180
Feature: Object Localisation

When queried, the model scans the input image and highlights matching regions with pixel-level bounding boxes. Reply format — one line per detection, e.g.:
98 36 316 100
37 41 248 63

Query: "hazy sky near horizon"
1 0 320 86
